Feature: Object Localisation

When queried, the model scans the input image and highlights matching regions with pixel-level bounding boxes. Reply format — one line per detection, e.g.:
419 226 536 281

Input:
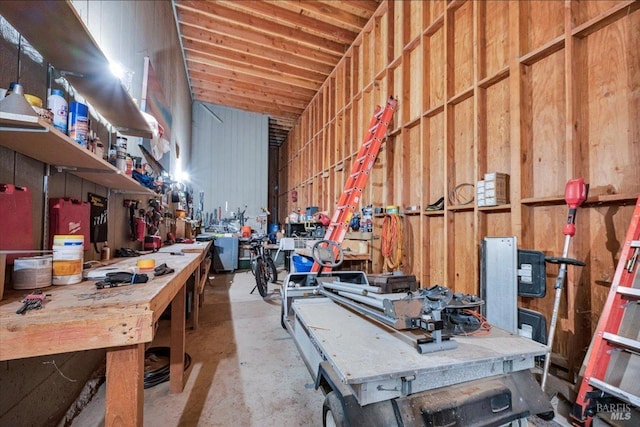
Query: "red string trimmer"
541 178 589 392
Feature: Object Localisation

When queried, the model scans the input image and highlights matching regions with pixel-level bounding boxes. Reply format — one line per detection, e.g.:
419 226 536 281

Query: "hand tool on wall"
541 178 589 391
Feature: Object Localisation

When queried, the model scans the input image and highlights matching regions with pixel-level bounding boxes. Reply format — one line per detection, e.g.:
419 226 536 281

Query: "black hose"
144 347 192 389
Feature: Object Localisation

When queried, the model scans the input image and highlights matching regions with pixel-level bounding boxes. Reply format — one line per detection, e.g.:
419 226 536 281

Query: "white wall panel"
71 0 192 176
191 102 269 232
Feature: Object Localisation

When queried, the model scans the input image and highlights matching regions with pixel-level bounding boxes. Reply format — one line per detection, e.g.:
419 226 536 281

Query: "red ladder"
311 96 397 273
572 195 640 425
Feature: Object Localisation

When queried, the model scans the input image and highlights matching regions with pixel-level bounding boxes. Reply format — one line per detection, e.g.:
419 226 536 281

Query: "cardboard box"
341 239 369 255
483 172 509 205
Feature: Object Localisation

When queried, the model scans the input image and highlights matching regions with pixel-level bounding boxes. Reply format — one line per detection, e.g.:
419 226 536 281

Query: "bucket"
268 223 279 234
52 244 83 285
292 255 313 272
53 234 84 247
241 226 252 238
13 255 52 290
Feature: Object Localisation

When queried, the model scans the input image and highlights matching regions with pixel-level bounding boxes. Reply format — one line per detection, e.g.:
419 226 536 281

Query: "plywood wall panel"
392 1 403 58
484 78 511 175
407 47 422 120
451 2 474 96
426 216 446 286
449 211 475 294
481 1 509 79
279 0 639 378
451 98 475 190
402 216 419 275
407 1 423 44
525 51 566 199
402 125 422 207
425 113 445 201
580 14 640 197
479 211 512 239
524 0 565 52
572 0 624 26
426 27 445 110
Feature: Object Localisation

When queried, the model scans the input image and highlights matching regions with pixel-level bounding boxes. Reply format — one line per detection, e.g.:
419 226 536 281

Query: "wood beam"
217 0 358 45
180 28 334 74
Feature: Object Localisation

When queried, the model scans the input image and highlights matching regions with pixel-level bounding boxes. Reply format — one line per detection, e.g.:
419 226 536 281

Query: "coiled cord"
144 347 192 389
381 213 403 272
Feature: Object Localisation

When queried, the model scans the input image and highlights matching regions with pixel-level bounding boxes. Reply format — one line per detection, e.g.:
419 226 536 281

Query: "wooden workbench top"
0 251 201 361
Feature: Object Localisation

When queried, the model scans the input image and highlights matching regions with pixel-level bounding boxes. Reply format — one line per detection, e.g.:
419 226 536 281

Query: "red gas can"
0 184 34 263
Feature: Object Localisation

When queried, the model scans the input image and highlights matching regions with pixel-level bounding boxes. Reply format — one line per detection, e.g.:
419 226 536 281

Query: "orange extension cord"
460 309 492 336
381 213 403 272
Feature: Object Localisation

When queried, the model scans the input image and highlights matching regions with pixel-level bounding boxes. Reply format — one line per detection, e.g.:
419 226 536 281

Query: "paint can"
51 235 83 285
12 255 53 290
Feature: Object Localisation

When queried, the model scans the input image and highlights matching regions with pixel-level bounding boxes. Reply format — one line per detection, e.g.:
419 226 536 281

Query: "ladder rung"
589 378 640 407
631 240 640 248
617 287 640 299
602 332 640 352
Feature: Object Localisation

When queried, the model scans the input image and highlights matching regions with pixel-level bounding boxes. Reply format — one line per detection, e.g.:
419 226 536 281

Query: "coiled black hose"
144 347 192 389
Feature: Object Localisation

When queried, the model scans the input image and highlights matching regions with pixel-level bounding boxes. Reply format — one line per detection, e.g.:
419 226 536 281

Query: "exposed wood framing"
278 0 640 379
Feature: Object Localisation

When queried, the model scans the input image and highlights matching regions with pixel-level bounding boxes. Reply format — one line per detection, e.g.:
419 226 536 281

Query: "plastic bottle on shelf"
47 89 67 134
101 242 110 261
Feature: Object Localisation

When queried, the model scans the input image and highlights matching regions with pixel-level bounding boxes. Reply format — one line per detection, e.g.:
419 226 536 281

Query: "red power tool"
541 178 589 391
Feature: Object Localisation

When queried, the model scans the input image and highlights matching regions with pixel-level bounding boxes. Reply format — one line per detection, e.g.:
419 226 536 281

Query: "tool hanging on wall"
311 96 397 273
541 178 589 391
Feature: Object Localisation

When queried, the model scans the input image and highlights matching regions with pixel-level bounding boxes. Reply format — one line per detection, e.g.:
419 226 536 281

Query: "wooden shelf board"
0 118 153 194
404 116 421 129
0 119 111 171
424 14 444 37
519 35 565 66
423 104 445 118
423 211 445 217
448 86 474 105
447 205 474 212
583 193 640 206
0 1 152 138
521 196 566 206
572 1 640 39
478 66 510 89
388 127 402 137
478 204 511 213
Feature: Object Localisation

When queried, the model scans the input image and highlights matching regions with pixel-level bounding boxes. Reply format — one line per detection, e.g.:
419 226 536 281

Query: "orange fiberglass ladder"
571 195 640 426
311 96 397 273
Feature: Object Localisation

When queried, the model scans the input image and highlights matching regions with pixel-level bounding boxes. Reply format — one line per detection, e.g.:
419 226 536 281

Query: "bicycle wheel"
255 257 268 297
266 257 278 283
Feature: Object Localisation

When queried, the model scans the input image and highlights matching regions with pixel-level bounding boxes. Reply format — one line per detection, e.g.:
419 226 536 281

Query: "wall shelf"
0 117 154 194
0 1 152 138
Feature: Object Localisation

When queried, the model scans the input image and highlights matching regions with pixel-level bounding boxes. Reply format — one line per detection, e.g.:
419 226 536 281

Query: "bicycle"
249 235 278 297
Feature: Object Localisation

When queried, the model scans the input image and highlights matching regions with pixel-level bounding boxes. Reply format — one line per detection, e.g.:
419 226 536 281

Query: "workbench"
290 297 548 407
0 242 210 426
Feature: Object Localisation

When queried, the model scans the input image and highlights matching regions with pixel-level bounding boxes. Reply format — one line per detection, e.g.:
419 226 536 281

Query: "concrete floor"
71 269 576 427
71 270 324 427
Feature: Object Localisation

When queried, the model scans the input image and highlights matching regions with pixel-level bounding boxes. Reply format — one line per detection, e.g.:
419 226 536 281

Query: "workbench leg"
105 344 144 426
170 285 186 393
191 266 201 330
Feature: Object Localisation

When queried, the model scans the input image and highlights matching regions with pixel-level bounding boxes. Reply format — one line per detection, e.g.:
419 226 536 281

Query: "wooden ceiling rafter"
183 45 327 84
173 0 381 145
